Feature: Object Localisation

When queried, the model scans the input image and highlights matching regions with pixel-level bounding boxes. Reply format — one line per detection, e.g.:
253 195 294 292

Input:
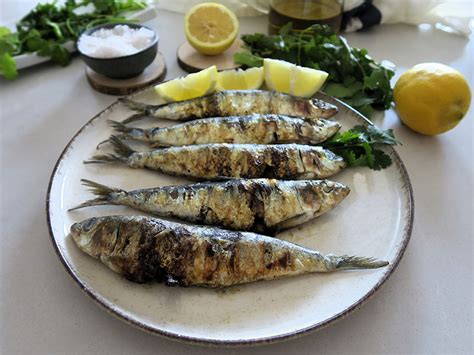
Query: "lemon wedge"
264 58 329 97
155 66 217 102
216 67 264 90
185 3 239 56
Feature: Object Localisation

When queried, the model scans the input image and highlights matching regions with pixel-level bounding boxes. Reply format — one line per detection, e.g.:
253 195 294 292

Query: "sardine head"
300 147 347 178
69 217 118 258
317 180 350 211
298 180 350 216
309 98 339 119
316 118 341 140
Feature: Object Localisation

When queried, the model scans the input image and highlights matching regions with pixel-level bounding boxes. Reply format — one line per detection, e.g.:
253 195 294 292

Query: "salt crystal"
78 25 155 58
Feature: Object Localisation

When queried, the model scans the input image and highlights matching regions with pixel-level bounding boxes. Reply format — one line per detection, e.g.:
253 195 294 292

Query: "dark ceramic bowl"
77 23 158 79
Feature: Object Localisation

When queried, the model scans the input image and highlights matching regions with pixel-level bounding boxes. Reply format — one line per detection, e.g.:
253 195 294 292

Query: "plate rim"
45 91 414 346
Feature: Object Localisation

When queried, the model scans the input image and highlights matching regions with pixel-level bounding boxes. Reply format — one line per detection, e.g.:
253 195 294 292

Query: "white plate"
46 88 413 345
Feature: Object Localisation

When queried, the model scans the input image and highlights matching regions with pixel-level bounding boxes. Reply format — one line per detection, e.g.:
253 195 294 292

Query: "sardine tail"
84 136 135 164
121 113 148 124
108 120 132 133
119 98 164 124
331 255 389 270
68 199 111 211
68 179 123 211
108 120 147 141
119 98 149 111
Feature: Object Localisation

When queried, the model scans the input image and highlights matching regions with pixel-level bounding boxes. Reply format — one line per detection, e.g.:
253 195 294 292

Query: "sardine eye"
322 181 335 193
80 218 97 232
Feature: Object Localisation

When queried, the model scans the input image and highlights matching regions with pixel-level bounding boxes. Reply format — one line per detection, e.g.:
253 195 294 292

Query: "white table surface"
1 3 473 354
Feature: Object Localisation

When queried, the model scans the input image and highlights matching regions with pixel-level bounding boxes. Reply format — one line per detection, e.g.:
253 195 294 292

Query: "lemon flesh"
155 66 217 102
394 63 471 135
264 58 328 98
216 67 264 90
185 3 239 56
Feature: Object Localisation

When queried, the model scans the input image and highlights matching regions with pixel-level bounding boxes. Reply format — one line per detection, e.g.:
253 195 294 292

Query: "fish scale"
70 178 350 234
108 114 341 147
70 215 389 288
86 139 347 181
120 90 339 123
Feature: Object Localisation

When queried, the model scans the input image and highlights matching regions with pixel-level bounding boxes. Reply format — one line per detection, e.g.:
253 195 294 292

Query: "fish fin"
119 98 150 111
68 199 109 211
108 120 134 133
108 120 147 142
68 179 124 211
149 142 170 148
121 113 148 124
84 136 135 164
273 213 310 231
96 138 111 149
119 98 166 124
330 255 389 270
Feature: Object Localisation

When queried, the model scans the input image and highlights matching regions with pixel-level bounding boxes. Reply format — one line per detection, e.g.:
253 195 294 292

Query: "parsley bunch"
0 0 146 80
234 23 395 118
322 125 400 170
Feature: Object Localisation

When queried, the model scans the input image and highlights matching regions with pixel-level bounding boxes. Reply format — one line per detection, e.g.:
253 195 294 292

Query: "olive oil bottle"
268 0 343 34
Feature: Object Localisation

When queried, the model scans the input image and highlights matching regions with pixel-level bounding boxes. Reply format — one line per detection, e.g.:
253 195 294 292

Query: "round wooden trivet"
177 39 245 73
86 52 167 95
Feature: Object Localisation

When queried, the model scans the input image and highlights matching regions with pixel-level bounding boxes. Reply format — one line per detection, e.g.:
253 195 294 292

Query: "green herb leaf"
0 26 19 79
323 82 363 98
233 52 263 68
366 125 401 145
0 27 19 54
235 24 396 117
0 52 17 80
322 124 400 170
371 149 393 170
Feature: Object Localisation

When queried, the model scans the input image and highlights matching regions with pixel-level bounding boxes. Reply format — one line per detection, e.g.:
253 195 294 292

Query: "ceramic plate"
47 88 413 345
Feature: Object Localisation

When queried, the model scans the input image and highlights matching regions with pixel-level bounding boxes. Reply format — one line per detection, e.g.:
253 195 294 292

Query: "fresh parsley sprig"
322 125 401 170
234 23 396 118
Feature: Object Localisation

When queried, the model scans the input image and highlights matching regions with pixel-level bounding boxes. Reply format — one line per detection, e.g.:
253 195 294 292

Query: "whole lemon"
184 3 239 56
394 63 471 135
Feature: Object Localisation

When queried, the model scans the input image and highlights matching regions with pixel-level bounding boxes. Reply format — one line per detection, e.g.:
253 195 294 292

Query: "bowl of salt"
77 23 158 79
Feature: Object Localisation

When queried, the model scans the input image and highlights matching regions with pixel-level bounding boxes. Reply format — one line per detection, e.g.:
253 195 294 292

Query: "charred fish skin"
70 215 389 287
87 138 347 180
120 90 339 124
109 114 341 147
70 179 350 234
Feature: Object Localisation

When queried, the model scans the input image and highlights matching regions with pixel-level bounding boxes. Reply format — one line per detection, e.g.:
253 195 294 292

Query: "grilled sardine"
109 114 340 147
120 90 338 124
86 137 347 180
70 215 389 287
70 179 350 234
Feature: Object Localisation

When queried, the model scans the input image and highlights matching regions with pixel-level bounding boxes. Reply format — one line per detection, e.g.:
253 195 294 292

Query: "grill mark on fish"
70 216 389 288
72 179 350 234
88 138 347 181
110 114 340 147
119 90 339 124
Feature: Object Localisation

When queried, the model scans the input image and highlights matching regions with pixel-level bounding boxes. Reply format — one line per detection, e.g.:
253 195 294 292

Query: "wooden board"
177 39 245 73
86 52 166 95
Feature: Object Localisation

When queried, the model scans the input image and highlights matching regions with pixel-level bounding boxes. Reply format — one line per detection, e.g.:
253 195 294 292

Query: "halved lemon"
155 66 217 102
184 3 239 56
216 67 264 90
264 58 329 97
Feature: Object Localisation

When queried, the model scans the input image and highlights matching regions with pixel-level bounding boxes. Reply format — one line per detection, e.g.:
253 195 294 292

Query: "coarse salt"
78 25 155 58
